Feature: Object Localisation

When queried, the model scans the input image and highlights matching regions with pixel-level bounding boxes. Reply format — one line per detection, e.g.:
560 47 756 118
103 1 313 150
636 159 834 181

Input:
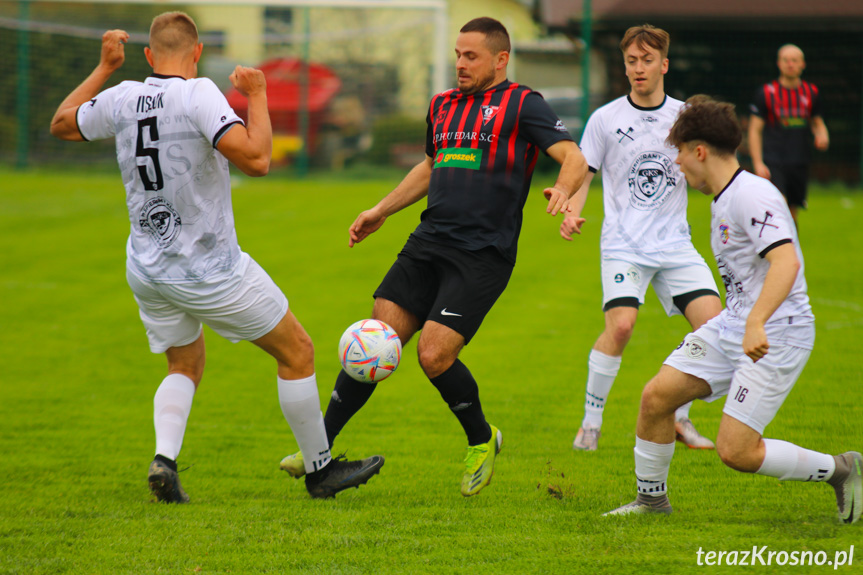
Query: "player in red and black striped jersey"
285 17 587 497
748 44 829 225
418 74 577 261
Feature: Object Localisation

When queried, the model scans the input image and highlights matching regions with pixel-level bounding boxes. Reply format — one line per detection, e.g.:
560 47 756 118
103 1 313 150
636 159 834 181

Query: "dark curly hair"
667 95 742 156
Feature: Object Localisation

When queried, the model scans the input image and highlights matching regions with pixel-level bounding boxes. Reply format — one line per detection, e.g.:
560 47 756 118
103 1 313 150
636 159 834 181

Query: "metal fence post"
16 0 30 169
579 0 591 141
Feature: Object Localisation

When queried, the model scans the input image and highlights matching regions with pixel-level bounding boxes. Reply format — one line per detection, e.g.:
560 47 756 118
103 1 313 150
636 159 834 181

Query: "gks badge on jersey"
627 151 677 211
434 148 483 170
139 196 182 248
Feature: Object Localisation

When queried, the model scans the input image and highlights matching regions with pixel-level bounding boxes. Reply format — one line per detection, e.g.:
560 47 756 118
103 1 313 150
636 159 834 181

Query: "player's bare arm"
216 66 272 177
560 171 594 241
743 242 800 362
50 29 129 141
747 115 770 180
811 116 830 151
348 156 433 247
543 140 588 216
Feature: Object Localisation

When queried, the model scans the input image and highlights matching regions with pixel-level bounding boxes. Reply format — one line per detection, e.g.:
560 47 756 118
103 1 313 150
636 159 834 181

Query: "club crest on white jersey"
77 76 245 282
578 94 690 252
627 151 677 210
718 220 730 244
139 196 182 248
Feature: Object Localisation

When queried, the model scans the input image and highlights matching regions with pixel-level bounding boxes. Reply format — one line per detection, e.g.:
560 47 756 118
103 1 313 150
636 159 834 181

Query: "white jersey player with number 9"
559 24 720 453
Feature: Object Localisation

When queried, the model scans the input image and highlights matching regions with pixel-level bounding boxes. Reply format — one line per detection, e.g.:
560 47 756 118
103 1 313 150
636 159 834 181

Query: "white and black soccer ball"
338 319 402 383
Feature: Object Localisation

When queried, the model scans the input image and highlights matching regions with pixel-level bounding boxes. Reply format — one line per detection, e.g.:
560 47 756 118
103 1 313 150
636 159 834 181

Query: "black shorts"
766 162 809 209
373 235 514 344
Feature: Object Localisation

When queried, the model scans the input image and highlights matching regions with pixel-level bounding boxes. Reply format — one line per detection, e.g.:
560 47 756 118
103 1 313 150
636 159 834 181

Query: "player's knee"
273 331 314 378
716 440 760 473
639 385 662 418
639 379 676 418
608 319 635 346
417 345 453 379
291 332 315 370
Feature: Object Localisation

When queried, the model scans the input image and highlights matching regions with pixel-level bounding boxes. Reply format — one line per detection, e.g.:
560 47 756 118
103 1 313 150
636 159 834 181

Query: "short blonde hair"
620 24 670 59
149 11 198 55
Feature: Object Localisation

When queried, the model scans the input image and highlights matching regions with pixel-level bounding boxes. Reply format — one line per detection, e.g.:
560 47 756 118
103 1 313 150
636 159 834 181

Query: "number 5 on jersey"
137 117 164 191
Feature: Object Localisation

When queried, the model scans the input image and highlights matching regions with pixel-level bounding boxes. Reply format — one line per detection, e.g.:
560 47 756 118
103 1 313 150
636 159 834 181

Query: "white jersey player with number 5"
77 68 246 283
560 25 720 452
50 11 383 503
604 95 861 523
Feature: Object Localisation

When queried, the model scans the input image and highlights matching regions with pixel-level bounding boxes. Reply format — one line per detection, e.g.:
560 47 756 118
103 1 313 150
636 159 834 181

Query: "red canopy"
225 57 342 149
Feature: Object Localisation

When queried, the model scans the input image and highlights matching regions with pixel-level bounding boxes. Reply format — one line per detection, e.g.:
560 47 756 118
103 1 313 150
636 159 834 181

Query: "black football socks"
323 370 377 446
430 359 491 446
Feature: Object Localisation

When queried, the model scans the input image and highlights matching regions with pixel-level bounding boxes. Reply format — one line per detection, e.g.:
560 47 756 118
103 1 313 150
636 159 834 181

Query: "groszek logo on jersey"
782 117 808 128
434 148 483 170
627 151 677 211
481 105 499 125
139 197 182 248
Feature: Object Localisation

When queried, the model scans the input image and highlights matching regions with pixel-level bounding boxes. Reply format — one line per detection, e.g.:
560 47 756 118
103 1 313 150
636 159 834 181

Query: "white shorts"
664 316 814 434
600 245 717 316
126 254 289 353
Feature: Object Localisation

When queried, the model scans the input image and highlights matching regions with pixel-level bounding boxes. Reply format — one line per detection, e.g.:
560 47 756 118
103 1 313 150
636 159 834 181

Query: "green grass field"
1 166 862 574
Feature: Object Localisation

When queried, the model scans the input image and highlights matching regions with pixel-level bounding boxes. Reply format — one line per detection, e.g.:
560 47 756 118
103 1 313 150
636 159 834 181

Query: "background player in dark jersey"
280 17 587 497
749 44 829 225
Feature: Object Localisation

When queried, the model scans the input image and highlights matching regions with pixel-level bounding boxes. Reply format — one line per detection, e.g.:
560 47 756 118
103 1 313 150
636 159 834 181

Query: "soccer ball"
338 319 402 383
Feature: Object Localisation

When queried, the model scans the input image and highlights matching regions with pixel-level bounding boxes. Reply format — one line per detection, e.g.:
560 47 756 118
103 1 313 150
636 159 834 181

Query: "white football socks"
153 373 196 461
635 436 675 497
757 438 836 482
581 350 622 430
674 401 693 421
277 374 332 474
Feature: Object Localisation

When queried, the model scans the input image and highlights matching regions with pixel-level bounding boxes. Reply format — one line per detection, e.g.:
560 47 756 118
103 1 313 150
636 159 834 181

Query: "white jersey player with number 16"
50 11 383 503
560 24 720 452
604 95 861 523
